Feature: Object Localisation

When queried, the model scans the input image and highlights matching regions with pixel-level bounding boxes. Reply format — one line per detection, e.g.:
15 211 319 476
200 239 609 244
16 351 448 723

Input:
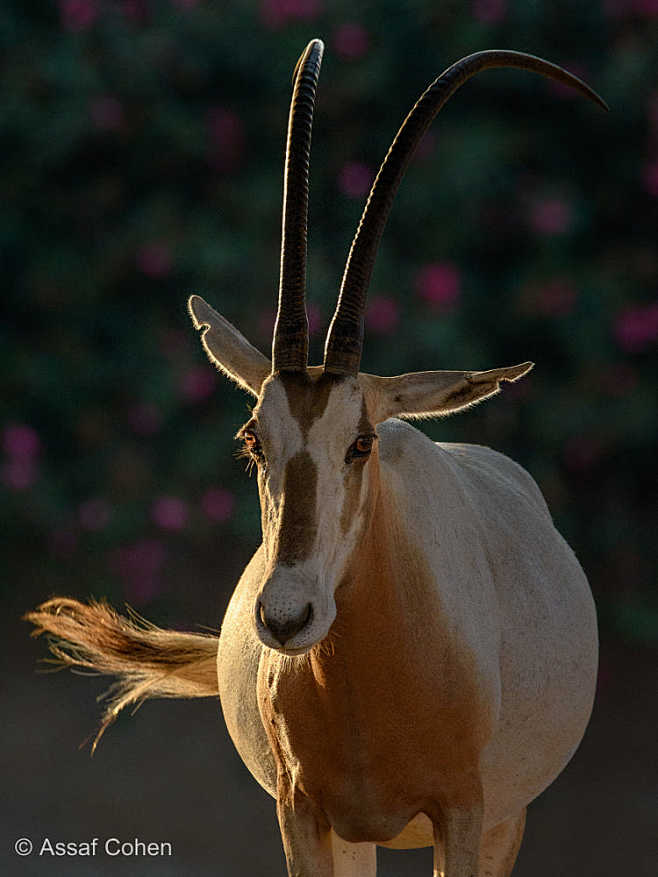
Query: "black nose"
259 602 313 646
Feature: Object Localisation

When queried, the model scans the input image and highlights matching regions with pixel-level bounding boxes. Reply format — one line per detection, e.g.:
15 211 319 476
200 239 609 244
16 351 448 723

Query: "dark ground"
2 555 655 877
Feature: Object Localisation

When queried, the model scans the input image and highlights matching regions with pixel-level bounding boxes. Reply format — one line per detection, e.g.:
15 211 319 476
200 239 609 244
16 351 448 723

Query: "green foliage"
2 0 656 638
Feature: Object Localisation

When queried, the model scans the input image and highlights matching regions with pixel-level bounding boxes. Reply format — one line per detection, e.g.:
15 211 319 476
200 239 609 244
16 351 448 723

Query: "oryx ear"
362 362 533 422
188 295 271 397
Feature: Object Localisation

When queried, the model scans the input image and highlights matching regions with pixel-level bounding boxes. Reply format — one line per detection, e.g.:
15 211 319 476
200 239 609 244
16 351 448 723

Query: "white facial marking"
253 377 372 654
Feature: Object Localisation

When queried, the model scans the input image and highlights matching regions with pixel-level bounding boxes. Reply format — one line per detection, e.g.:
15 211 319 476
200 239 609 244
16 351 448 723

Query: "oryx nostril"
259 602 313 646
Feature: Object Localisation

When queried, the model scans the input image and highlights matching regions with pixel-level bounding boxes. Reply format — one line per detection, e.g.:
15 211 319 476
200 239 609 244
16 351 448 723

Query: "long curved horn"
323 50 607 376
271 38 324 374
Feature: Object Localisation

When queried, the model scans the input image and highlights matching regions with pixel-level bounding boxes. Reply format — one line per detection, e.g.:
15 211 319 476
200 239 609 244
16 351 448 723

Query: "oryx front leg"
432 804 484 877
478 810 526 877
331 831 377 877
276 787 333 877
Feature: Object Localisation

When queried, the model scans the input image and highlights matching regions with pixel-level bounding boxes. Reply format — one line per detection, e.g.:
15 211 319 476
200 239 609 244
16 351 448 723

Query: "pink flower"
179 367 216 403
472 0 506 24
614 301 658 352
3 424 40 460
201 488 235 523
136 242 172 278
207 108 245 174
643 160 658 197
366 296 400 334
1 460 38 490
113 539 167 605
534 280 578 317
415 263 461 309
261 0 322 29
59 0 98 31
79 497 112 531
529 197 573 235
338 162 374 199
90 97 123 131
152 496 189 530
128 402 162 436
333 23 370 59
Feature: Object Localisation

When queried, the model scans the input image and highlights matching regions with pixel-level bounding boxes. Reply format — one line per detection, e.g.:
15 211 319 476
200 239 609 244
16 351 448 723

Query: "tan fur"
478 810 526 877
25 598 219 750
258 476 490 846
216 379 596 877
330 832 376 877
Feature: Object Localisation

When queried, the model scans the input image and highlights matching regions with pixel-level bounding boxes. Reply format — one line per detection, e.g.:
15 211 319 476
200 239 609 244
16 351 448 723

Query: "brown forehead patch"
280 371 343 440
270 377 375 550
276 450 318 565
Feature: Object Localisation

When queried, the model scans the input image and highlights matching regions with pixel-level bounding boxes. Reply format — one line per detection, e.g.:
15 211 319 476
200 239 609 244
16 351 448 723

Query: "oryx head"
188 40 605 655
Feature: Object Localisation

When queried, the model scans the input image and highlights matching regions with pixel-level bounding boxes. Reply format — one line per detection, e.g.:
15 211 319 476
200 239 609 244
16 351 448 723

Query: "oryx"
28 40 605 877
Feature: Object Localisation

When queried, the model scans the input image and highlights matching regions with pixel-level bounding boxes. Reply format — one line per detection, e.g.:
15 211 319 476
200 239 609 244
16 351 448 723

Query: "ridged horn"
271 38 324 373
323 50 608 376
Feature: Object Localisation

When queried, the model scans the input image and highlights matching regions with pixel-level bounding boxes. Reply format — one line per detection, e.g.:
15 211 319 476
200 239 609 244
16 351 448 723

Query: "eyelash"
236 430 264 474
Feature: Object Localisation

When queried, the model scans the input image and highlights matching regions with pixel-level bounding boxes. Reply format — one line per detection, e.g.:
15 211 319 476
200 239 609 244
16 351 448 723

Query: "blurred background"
2 0 656 874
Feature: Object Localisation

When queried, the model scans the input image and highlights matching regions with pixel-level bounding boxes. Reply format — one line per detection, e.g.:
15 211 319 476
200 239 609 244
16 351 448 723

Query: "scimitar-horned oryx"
27 40 606 877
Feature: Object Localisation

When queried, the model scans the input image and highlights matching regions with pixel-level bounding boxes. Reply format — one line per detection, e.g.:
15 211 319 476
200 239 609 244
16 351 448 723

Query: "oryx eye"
356 436 373 454
238 428 264 467
346 433 376 463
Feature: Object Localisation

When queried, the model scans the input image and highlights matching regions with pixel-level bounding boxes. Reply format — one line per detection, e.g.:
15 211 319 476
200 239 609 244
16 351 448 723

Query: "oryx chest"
256 581 494 844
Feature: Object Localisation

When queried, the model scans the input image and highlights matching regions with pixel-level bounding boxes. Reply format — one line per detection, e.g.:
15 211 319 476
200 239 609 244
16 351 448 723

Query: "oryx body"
216 377 597 875
195 41 604 871
28 39 605 877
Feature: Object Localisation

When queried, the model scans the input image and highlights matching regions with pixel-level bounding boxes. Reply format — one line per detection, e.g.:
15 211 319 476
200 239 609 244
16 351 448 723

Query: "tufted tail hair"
25 597 219 752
